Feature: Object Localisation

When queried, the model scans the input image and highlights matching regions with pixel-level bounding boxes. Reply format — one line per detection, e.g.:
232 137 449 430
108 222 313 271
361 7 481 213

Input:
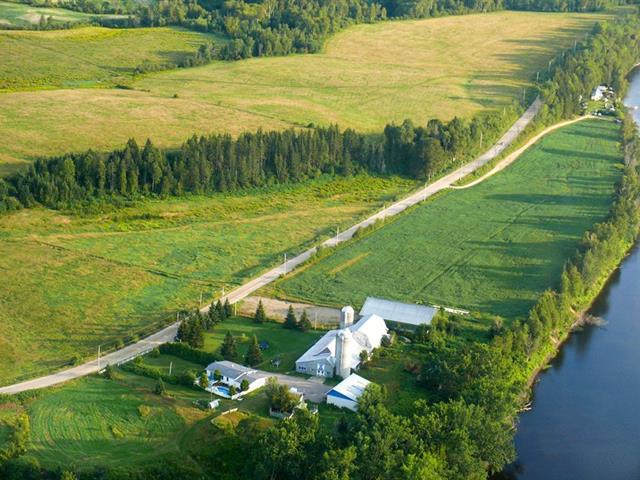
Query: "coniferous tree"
254 300 267 323
224 298 233 318
284 305 298 329
245 335 263 366
215 300 226 321
298 310 312 332
221 331 237 360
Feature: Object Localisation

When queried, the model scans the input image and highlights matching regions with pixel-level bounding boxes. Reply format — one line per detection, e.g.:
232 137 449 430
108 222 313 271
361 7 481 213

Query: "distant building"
591 85 607 101
360 296 438 331
326 373 371 412
205 360 266 396
295 306 388 378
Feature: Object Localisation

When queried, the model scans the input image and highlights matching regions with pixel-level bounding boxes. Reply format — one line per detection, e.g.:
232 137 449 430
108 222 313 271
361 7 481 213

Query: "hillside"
0 10 612 174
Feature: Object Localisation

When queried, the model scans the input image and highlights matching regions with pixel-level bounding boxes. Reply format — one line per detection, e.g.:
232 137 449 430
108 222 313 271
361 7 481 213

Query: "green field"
201 316 326 373
0 1 124 28
274 120 624 319
0 26 217 91
0 10 613 171
0 175 414 386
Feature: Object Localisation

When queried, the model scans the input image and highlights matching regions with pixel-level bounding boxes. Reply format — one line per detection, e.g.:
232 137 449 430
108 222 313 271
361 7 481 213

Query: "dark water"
500 75 640 480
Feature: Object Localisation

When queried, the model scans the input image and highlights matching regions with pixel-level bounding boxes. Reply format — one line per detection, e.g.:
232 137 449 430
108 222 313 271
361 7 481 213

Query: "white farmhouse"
326 373 371 412
295 306 388 378
591 85 607 101
205 360 266 396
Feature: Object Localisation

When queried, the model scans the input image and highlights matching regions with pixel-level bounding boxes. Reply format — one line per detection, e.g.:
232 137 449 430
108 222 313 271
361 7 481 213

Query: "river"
499 73 640 480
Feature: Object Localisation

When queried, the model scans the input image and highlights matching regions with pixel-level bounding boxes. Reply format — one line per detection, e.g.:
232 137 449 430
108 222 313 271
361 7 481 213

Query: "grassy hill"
0 175 414 386
273 120 624 319
0 26 217 91
0 1 126 28
0 10 612 173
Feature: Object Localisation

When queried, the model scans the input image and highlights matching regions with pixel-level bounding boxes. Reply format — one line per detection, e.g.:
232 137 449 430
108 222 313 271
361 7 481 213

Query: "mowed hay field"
274 120 624 319
0 10 613 171
0 175 414 385
0 26 217 90
23 374 213 469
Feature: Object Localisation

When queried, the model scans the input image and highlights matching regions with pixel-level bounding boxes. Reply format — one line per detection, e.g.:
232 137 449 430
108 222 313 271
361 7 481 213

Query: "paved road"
205 97 542 309
0 98 541 395
0 323 179 395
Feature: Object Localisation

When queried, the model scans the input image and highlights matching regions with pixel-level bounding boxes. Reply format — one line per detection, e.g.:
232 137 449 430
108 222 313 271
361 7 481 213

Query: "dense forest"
0 107 517 211
7 0 627 53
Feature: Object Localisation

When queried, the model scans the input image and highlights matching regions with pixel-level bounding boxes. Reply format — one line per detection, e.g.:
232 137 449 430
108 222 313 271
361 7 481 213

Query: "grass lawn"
0 175 412 386
142 354 204 376
24 374 211 469
0 1 125 28
0 26 217 91
274 120 624 319
203 316 326 373
0 10 614 169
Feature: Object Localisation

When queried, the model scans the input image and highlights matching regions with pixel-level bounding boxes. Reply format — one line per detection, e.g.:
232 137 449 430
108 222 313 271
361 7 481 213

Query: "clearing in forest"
0 10 613 171
274 120 624 319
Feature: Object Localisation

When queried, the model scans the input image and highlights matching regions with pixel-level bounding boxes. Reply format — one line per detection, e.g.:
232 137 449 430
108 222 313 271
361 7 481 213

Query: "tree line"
0 106 519 212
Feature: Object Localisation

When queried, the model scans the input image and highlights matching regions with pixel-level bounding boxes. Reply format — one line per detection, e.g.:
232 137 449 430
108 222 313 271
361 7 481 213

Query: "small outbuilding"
359 296 437 331
326 373 371 412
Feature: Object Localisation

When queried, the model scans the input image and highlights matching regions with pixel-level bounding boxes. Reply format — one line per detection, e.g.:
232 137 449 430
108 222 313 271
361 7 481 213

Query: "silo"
340 306 355 329
335 329 353 379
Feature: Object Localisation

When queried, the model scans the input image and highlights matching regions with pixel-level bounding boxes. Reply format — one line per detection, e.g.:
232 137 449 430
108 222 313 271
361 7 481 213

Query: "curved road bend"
0 97 542 395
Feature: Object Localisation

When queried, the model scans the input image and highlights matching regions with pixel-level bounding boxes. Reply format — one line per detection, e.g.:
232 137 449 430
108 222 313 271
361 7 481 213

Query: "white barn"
295 306 388 378
326 373 371 412
360 296 438 331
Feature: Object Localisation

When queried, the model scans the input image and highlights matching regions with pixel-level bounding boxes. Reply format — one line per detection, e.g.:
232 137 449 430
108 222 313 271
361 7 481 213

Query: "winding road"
0 97 544 395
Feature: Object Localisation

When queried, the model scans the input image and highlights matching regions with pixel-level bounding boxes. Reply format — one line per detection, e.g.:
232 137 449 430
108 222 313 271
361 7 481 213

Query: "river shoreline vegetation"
1 5 640 480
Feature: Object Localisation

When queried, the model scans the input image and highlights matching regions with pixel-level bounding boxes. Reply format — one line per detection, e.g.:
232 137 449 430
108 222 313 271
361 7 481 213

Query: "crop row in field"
274 120 624 319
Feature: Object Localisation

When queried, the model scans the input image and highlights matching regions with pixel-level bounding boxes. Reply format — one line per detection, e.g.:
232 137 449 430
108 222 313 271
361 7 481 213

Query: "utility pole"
169 361 173 376
199 291 203 307
336 226 340 243
284 253 287 275
536 71 539 83
548 59 553 73
522 88 526 104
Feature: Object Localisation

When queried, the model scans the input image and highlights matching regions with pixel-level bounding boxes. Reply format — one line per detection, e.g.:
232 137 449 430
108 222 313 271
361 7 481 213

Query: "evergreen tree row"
0 108 521 212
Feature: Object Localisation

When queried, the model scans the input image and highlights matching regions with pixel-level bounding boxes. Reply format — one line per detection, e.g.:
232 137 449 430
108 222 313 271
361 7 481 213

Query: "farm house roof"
359 297 437 327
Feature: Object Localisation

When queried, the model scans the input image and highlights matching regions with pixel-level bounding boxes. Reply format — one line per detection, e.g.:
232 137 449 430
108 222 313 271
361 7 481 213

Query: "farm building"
326 373 371 412
205 360 266 397
295 306 388 378
591 85 607 101
360 296 438 331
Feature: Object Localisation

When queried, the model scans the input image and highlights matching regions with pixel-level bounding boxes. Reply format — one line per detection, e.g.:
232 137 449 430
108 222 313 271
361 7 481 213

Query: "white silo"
340 306 355 329
335 329 353 379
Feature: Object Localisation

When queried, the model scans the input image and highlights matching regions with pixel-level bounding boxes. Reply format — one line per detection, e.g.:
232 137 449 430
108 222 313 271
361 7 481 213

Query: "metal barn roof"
359 297 437 327
328 373 371 402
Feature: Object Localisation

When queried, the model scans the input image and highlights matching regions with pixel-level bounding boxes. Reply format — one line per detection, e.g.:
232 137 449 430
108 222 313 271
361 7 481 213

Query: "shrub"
138 405 151 417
